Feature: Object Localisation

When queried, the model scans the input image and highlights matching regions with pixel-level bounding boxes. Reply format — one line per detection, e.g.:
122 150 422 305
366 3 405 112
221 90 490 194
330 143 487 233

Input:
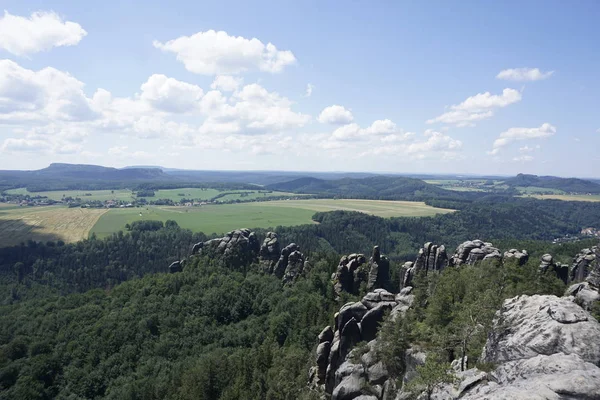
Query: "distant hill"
266 175 480 202
504 173 600 194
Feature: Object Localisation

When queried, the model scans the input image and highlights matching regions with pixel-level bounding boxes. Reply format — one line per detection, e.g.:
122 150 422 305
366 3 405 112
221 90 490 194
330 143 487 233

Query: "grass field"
90 199 455 238
6 187 298 203
516 186 565 195
6 188 134 202
522 194 600 202
0 206 107 246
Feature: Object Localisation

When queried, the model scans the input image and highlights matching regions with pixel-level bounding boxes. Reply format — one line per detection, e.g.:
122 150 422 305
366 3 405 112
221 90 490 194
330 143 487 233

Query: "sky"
0 0 598 177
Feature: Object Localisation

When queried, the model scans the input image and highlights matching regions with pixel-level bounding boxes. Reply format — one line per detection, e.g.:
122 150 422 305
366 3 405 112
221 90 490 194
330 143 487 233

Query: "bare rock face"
483 295 600 364
282 249 306 284
571 245 599 285
259 231 281 273
503 248 529 266
333 253 368 296
538 253 569 284
196 228 260 268
450 240 501 266
311 289 411 397
402 243 448 288
367 246 391 292
426 295 600 400
168 260 183 273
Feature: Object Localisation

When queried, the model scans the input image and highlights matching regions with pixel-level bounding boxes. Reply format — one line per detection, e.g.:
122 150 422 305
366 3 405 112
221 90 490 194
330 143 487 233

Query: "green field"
522 194 600 202
516 186 566 195
6 188 135 202
6 187 298 203
90 199 455 238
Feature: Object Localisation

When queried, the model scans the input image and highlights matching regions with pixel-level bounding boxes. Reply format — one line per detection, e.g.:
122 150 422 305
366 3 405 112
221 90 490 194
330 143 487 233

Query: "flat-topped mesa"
333 253 368 296
401 242 448 288
450 239 502 266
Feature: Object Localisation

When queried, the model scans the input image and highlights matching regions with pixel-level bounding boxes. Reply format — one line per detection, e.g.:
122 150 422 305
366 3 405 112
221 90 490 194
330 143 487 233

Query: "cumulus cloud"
317 105 354 124
427 88 521 127
0 59 97 123
153 30 296 75
497 68 554 82
358 130 463 159
140 74 203 113
210 75 243 92
305 83 314 97
490 123 556 154
331 119 400 140
0 11 86 56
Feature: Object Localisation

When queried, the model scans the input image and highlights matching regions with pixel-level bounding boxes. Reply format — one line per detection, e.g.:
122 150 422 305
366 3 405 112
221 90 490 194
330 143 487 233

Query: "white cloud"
140 74 203 113
153 30 296 75
0 59 97 123
1 137 50 152
497 68 554 82
210 75 243 92
0 11 86 56
491 123 556 153
513 155 534 162
427 88 521 127
305 83 314 97
331 120 400 140
108 146 152 159
318 105 354 124
358 130 463 159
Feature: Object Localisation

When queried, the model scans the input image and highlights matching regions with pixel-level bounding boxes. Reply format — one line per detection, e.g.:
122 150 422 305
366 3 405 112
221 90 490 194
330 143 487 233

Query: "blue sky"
0 0 598 177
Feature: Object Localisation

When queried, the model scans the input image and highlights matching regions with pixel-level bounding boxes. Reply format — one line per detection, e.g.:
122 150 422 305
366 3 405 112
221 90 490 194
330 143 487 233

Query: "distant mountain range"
503 173 600 194
1 163 600 195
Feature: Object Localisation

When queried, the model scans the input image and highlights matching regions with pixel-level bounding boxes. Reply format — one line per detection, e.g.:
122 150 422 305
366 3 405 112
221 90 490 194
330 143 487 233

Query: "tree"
406 355 455 400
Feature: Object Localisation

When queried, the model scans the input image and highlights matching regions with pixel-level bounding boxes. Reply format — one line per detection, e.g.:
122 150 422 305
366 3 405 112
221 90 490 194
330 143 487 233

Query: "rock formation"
259 232 281 273
450 240 501 266
570 246 599 284
401 242 448 288
538 253 569 284
503 248 529 266
565 245 600 311
367 246 391 292
310 288 413 398
333 253 368 296
168 260 182 273
412 295 600 399
201 228 260 258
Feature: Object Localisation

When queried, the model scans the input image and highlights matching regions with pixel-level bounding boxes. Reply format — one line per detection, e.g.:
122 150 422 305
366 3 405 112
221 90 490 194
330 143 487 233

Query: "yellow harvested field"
0 206 108 247
523 194 600 202
243 199 456 218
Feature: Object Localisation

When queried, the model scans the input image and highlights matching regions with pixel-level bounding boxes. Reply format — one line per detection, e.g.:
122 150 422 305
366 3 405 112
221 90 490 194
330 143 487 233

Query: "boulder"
191 241 203 254
482 294 600 365
319 325 334 343
565 282 600 311
282 250 306 284
360 303 393 342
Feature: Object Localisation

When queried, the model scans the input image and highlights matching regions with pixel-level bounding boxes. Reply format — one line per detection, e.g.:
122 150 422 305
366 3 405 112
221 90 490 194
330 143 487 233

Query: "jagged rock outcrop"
333 253 368 296
197 228 260 260
417 294 600 399
310 288 414 398
168 260 182 273
259 232 281 273
503 248 529 266
273 243 304 280
450 240 501 266
367 246 391 292
538 253 569 284
565 245 600 311
402 242 448 288
570 245 599 284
